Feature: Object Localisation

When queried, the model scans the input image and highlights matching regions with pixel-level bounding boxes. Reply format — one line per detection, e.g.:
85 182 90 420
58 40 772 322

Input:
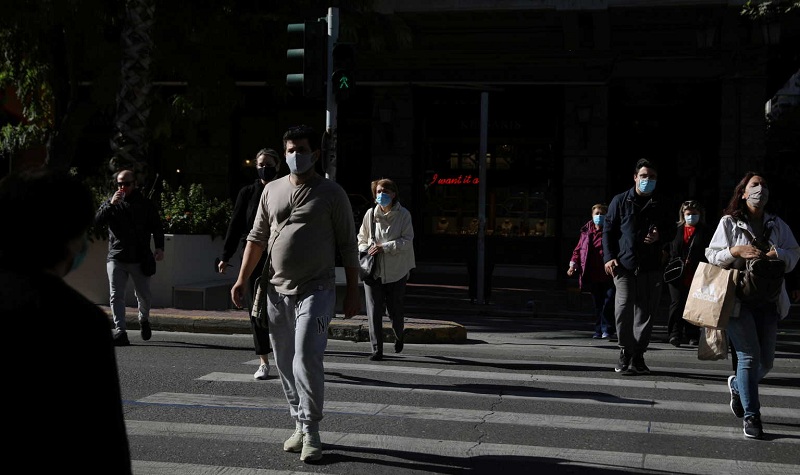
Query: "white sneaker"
283 422 304 452
300 431 322 462
254 363 269 380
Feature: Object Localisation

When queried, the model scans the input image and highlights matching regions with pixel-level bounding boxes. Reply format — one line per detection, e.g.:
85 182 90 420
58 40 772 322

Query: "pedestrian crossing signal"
332 43 355 104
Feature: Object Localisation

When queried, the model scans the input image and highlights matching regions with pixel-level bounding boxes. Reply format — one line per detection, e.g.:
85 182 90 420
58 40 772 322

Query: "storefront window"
415 86 562 265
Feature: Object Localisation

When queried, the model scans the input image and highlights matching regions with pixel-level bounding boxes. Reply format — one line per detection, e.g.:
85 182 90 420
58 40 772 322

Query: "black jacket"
95 189 165 263
1 269 132 473
603 187 673 272
668 223 710 288
220 179 264 262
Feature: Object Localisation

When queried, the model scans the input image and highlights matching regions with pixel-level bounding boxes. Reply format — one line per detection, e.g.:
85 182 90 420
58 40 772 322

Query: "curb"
110 310 468 344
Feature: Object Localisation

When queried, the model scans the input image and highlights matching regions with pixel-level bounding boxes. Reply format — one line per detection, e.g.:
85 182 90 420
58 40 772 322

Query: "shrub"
84 175 232 240
159 181 232 238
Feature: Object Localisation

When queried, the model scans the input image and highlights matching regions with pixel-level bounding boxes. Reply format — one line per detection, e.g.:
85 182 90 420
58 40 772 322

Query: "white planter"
65 234 232 308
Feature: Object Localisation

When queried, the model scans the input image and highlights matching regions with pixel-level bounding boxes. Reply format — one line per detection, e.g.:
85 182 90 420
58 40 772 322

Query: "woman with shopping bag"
705 172 799 440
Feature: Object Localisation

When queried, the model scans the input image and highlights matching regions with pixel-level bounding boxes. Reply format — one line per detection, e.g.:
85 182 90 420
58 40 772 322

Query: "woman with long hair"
705 172 799 439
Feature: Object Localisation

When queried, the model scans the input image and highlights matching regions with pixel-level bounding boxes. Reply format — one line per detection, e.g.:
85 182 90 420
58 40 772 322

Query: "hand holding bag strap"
737 217 776 249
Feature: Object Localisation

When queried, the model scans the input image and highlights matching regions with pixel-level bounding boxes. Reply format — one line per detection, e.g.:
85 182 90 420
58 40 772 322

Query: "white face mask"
746 185 769 208
285 151 315 174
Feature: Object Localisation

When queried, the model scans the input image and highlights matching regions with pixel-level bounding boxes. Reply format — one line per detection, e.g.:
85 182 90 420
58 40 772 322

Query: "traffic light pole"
325 7 339 182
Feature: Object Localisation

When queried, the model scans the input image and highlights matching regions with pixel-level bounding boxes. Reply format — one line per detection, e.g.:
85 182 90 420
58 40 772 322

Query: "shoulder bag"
359 208 380 286
251 210 293 322
736 219 785 304
663 232 695 284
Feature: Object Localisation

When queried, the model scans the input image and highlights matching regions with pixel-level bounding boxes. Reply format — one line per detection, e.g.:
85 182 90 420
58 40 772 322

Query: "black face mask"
257 167 277 182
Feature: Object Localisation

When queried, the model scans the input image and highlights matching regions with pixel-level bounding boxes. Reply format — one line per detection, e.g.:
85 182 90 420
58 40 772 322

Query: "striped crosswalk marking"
124 336 800 473
135 392 800 442
128 420 800 474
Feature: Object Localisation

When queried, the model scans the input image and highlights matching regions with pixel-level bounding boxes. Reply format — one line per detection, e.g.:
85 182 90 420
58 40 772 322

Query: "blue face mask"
685 214 700 226
592 214 605 226
285 151 315 174
69 238 89 274
376 192 392 207
638 178 656 194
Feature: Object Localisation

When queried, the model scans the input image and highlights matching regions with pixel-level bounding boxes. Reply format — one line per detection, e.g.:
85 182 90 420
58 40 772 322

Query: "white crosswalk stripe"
125 336 800 474
128 420 800 474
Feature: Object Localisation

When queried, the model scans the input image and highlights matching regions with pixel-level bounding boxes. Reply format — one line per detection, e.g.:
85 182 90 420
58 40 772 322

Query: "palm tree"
109 0 155 182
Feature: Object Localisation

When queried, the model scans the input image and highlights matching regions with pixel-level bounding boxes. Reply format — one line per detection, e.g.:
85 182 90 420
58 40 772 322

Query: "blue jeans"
725 301 780 418
589 282 615 335
107 260 152 333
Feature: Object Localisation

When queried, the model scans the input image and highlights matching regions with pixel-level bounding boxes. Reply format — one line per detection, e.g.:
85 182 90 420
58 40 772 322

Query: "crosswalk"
125 334 800 474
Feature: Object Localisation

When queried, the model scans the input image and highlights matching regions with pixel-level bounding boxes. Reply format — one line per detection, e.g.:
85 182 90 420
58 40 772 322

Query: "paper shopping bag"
682 262 738 329
697 328 729 361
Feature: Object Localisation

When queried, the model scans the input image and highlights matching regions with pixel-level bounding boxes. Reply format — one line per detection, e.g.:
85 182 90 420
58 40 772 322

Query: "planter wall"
65 234 233 308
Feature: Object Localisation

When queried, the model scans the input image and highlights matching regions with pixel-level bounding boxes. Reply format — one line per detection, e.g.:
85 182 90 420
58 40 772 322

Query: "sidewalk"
104 271 800 345
103 272 571 345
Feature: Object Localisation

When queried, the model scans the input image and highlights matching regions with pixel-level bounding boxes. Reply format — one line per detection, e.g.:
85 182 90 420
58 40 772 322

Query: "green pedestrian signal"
331 43 355 104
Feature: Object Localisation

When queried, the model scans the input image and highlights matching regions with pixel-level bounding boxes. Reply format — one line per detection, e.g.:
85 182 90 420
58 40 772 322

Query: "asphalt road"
116 310 800 474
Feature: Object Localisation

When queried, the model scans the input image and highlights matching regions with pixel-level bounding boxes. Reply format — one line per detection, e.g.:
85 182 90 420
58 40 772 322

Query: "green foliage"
741 1 800 19
159 181 232 238
78 171 114 242
0 124 47 157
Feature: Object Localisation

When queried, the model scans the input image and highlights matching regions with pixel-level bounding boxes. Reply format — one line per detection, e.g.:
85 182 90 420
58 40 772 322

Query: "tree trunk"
110 0 155 176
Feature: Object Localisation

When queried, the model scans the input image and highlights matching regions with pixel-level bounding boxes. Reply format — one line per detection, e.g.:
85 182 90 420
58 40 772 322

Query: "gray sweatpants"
266 284 334 433
613 268 661 353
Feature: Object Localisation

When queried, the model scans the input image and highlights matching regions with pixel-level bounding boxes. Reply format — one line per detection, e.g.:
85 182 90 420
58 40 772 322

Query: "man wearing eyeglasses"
231 125 360 463
95 169 165 347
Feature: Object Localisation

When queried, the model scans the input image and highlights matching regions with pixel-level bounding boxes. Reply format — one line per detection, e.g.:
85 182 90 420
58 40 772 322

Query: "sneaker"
254 363 270 380
592 332 602 339
614 349 632 373
601 332 610 339
140 321 152 341
113 331 130 347
743 415 763 439
300 431 322 462
631 353 650 375
369 352 383 361
283 423 304 452
728 375 744 418
394 338 404 353
669 336 681 347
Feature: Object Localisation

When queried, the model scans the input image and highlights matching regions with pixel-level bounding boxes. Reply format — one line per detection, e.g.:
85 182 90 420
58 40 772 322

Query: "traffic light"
286 20 327 99
331 43 355 103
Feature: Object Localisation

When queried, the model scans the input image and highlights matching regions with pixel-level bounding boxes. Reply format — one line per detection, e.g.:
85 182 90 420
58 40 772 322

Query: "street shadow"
315 444 671 473
133 340 253 352
325 371 651 405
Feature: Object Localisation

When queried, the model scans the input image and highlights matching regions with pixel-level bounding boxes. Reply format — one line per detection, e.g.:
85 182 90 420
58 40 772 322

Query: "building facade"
325 0 797 275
